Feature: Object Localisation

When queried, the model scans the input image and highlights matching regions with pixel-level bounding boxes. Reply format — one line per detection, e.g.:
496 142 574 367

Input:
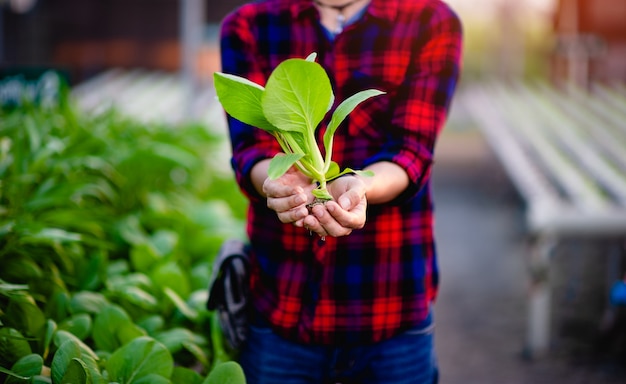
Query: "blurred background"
3 0 625 124
1 0 626 383
3 0 626 86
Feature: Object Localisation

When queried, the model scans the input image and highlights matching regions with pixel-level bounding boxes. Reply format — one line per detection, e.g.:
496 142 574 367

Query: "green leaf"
92 305 145 352
205 361 246 384
324 161 341 180
76 250 106 291
60 358 91 384
32 376 52 384
190 262 212 292
148 142 197 169
0 328 32 367
153 328 206 354
58 314 92 341
0 219 15 237
151 262 190 298
171 367 202 384
136 315 164 335
77 353 103 384
24 114 43 153
47 291 71 321
213 72 277 132
0 280 29 294
267 153 304 180
18 228 82 245
106 273 152 292
130 242 161 271
106 337 173 384
354 169 375 177
106 274 157 311
3 291 46 336
149 230 179 257
0 366 30 382
69 292 109 315
133 374 170 384
53 331 99 362
182 341 210 369
163 287 198 320
41 319 58 360
118 286 158 311
324 89 385 163
311 188 333 201
326 168 375 183
51 340 82 384
107 260 130 277
116 216 148 246
262 58 333 133
4 354 43 384
1 257 43 282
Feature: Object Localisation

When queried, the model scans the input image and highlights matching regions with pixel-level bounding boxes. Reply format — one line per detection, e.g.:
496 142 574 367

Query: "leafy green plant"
0 96 247 382
206 361 246 384
214 53 384 201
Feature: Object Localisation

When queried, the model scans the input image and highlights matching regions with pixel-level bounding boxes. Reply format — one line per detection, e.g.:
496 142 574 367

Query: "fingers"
302 198 366 238
268 191 309 224
263 172 367 236
326 199 366 229
336 188 364 212
303 210 338 238
263 176 310 224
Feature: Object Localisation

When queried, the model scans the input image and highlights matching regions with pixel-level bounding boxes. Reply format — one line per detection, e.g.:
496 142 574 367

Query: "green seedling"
213 53 385 202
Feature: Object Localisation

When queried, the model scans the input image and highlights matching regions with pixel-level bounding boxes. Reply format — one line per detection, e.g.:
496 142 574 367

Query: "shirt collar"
289 0 398 24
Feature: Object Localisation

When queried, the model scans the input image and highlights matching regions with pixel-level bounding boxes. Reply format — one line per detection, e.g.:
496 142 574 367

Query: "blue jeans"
238 314 438 384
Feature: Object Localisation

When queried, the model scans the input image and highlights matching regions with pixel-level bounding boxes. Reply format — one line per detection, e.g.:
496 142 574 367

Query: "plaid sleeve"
367 3 463 202
220 7 281 203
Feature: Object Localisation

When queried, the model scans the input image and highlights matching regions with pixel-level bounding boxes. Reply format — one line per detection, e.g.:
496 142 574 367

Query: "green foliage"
205 361 246 384
0 97 247 382
214 52 380 201
106 337 173 384
5 354 44 384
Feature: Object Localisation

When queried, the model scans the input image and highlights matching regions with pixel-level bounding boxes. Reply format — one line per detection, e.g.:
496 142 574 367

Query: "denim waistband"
249 306 435 340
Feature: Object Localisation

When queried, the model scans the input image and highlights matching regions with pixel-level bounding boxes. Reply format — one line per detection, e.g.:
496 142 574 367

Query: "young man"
218 0 462 382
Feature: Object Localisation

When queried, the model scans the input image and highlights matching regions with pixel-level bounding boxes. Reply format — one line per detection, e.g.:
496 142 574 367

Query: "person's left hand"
302 175 367 238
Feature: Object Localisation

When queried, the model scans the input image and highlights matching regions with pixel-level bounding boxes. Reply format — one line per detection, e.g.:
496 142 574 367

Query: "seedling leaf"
325 161 340 180
214 53 383 200
213 72 277 132
311 188 333 201
355 169 375 177
262 59 333 133
324 89 385 163
268 153 305 180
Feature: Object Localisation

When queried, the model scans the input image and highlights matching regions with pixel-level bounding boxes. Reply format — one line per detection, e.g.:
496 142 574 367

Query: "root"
306 197 330 213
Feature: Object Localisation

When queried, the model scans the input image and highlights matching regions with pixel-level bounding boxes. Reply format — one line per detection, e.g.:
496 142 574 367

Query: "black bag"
207 239 250 350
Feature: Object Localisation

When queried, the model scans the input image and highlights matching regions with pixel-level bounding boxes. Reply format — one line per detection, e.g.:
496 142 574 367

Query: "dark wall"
208 0 250 23
2 0 251 83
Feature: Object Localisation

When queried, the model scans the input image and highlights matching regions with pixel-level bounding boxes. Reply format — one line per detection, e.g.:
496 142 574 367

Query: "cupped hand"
263 166 315 225
302 175 368 238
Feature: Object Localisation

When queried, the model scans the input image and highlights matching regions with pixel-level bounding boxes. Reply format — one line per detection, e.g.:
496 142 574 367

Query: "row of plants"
0 95 248 383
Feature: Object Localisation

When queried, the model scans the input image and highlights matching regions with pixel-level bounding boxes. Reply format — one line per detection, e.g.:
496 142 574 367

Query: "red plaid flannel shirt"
219 0 463 345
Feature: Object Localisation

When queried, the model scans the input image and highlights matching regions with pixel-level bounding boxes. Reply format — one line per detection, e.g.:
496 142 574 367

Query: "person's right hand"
262 166 315 226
